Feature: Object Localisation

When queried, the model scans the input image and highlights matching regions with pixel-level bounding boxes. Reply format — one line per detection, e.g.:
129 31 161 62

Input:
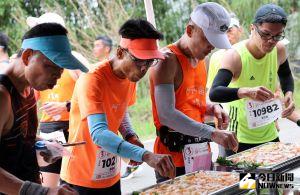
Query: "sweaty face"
252 23 285 53
24 51 63 90
93 40 108 59
189 25 215 60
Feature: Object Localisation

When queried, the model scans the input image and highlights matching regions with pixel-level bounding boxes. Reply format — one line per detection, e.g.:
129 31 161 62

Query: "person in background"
206 13 243 157
92 35 112 65
26 12 90 188
0 32 10 67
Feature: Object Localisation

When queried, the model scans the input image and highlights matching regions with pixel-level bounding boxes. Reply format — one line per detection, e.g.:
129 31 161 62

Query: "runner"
209 4 295 155
60 19 175 195
93 35 112 62
206 13 243 157
0 32 9 67
149 2 238 183
0 23 87 195
26 12 90 188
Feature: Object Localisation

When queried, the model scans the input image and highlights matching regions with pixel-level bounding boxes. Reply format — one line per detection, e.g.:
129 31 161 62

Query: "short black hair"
0 32 9 53
95 35 113 51
18 23 68 57
119 19 163 40
23 23 68 40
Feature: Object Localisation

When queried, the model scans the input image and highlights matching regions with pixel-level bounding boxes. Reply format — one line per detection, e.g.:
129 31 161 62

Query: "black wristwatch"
66 101 71 112
297 119 300 127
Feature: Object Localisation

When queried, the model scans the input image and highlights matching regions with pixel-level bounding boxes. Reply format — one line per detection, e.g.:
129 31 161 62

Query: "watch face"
66 101 71 111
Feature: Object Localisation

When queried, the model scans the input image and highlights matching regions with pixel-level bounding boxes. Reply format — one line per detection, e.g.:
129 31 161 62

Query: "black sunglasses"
123 49 159 68
254 24 285 41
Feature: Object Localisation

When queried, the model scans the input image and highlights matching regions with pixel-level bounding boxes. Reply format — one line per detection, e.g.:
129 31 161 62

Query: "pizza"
229 142 300 166
140 171 239 195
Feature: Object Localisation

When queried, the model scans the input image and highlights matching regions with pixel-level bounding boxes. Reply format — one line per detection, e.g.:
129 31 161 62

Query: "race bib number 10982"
246 99 282 129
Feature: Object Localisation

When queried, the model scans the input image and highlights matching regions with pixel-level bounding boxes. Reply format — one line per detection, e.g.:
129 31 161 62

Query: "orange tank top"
39 70 76 122
150 44 207 167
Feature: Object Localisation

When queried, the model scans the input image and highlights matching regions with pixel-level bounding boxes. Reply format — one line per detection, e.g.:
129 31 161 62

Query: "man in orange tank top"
149 2 238 182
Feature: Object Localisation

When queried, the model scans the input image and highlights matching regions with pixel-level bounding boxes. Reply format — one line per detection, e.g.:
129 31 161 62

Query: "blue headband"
21 35 88 72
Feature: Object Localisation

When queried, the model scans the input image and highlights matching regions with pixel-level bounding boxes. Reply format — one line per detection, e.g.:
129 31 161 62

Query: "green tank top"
226 40 278 144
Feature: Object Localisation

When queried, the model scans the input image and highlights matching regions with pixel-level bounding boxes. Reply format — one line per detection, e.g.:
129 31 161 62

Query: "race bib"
92 150 121 180
246 99 282 129
40 130 66 144
183 143 212 173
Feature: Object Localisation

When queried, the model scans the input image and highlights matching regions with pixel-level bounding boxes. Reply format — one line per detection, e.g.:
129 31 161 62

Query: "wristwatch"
66 101 71 112
297 119 300 127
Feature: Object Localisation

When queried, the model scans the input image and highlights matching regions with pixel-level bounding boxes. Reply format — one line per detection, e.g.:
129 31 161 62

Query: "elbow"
158 111 172 126
209 88 219 102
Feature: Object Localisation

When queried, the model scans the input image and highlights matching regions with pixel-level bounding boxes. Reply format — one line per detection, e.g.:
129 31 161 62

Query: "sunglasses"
123 49 159 68
254 24 285 41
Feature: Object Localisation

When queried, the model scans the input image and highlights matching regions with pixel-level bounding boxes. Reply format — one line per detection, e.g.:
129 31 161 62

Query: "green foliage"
128 74 156 141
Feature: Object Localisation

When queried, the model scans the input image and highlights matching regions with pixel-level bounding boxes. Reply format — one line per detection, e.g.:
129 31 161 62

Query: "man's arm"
276 42 295 117
209 49 274 102
0 88 24 194
151 52 238 150
118 111 137 140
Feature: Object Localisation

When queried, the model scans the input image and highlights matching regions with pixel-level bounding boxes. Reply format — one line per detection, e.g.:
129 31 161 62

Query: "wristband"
19 181 49 195
297 119 300 127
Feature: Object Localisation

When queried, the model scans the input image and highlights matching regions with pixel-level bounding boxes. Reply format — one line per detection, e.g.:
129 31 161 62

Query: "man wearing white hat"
149 2 238 182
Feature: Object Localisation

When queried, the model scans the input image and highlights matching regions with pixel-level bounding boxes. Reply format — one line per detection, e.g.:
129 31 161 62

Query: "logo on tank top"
250 76 255 80
186 86 205 96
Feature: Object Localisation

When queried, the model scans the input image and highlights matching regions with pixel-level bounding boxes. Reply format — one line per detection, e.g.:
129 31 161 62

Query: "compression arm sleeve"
209 69 240 102
155 84 214 139
87 113 147 162
278 59 294 94
118 111 136 140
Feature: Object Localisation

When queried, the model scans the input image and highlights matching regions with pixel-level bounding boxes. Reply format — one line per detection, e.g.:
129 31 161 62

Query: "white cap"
26 12 65 28
190 2 231 49
228 13 240 28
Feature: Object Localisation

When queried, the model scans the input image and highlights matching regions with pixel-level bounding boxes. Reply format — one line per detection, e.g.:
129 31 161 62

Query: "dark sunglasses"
254 24 285 41
123 49 159 68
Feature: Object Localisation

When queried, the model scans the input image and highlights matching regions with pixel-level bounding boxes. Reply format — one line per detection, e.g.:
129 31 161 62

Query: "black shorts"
60 180 121 195
38 121 69 174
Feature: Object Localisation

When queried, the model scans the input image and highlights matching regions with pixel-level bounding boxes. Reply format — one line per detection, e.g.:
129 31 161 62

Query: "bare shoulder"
0 85 12 136
276 42 287 65
221 48 242 79
150 47 179 85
